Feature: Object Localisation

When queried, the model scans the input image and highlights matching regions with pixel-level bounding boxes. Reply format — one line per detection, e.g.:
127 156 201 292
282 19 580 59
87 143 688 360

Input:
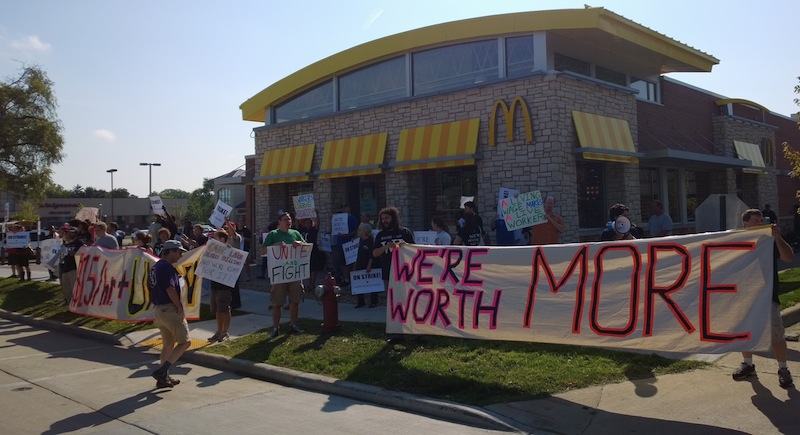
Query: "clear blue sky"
2 1 797 198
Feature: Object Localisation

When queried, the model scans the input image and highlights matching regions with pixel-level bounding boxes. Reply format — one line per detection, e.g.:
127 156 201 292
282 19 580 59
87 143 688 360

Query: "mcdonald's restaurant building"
241 7 800 242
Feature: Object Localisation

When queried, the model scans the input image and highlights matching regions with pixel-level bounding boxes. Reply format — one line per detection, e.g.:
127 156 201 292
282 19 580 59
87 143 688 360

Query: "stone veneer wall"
252 72 639 242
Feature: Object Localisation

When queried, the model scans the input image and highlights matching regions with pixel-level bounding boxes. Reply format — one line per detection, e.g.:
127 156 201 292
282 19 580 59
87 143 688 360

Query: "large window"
639 167 660 213
425 167 477 230
339 56 407 110
505 36 535 78
554 53 590 76
218 188 231 205
576 161 606 228
413 40 498 95
595 66 626 86
274 80 334 123
631 77 657 102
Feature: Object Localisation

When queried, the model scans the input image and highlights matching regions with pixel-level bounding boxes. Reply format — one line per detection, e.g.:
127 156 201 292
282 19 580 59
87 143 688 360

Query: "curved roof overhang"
715 98 770 113
241 7 719 122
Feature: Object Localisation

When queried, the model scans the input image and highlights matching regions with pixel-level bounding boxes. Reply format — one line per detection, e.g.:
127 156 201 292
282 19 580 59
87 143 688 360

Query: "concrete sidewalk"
3 264 800 433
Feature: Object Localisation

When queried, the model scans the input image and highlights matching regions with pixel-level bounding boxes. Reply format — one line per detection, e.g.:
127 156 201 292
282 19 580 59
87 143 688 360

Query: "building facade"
241 7 800 241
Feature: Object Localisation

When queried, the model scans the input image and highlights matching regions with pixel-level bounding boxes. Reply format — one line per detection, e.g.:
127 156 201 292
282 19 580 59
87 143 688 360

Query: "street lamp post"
106 169 117 222
139 162 161 196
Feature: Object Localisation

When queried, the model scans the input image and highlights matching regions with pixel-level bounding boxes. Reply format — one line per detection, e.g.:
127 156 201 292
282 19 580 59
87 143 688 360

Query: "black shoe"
167 375 181 386
155 378 174 388
152 370 172 388
9 274 17 278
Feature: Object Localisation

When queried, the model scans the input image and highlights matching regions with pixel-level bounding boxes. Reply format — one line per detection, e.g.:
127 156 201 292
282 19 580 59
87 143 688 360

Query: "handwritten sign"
342 238 359 265
69 246 203 321
460 196 474 209
386 228 775 354
293 194 317 219
350 270 385 294
149 195 166 216
6 232 30 248
209 200 233 228
75 207 99 223
413 231 437 245
265 243 313 284
497 187 520 215
196 238 247 287
319 233 332 253
332 213 349 235
41 238 63 271
500 190 545 231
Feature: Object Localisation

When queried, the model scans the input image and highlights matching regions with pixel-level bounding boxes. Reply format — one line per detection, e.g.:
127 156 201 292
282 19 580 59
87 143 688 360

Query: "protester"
58 226 84 305
93 221 120 249
223 221 242 309
491 213 523 246
454 210 483 246
207 230 234 343
372 207 415 343
431 217 452 246
531 196 565 245
148 214 163 248
237 220 253 282
132 231 154 254
148 240 190 388
762 204 778 225
600 203 642 241
331 204 358 286
180 224 208 250
647 200 673 237
76 220 94 245
154 227 172 257
732 209 794 388
261 211 307 338
7 224 32 282
297 218 325 288
354 223 378 308
107 222 123 247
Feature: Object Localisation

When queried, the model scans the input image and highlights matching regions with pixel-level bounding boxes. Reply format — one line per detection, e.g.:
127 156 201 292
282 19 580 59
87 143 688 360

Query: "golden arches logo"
489 96 534 147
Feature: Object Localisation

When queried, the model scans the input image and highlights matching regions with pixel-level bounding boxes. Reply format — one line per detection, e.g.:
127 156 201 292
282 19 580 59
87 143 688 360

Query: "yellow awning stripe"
733 140 768 175
572 111 638 164
394 118 480 172
318 133 388 179
258 144 315 185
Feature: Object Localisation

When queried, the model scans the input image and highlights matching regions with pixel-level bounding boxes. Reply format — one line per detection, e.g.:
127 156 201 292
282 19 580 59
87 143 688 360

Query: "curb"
0 308 524 433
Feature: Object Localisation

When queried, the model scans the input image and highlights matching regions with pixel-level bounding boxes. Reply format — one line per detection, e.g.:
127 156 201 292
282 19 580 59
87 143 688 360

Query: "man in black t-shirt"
372 206 415 284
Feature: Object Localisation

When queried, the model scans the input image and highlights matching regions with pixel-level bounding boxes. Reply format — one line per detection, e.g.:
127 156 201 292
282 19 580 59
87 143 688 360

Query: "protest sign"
75 207 99 223
332 213 348 235
386 227 775 354
6 232 30 248
264 243 313 284
209 200 233 228
69 246 203 321
319 233 332 253
196 238 247 287
413 231 437 245
293 194 317 219
350 270 385 294
500 190 545 231
342 238 359 265
497 187 520 215
460 196 474 209
149 195 166 215
41 238 63 271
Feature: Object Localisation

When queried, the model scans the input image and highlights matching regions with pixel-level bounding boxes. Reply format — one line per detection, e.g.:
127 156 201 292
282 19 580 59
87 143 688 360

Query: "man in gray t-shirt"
93 222 120 249
647 200 673 237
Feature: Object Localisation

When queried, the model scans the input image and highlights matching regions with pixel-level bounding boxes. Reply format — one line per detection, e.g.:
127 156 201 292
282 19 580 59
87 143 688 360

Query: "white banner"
6 232 30 248
342 238 359 265
197 238 247 287
149 195 166 216
413 231 437 245
500 190 545 231
386 228 775 354
332 213 348 235
351 270 385 294
209 200 233 228
69 246 204 321
292 194 317 219
41 238 63 271
264 243 313 284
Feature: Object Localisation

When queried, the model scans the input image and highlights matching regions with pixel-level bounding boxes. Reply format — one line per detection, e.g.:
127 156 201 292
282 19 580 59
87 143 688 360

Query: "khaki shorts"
210 289 232 313
154 304 190 344
770 302 785 344
271 281 304 306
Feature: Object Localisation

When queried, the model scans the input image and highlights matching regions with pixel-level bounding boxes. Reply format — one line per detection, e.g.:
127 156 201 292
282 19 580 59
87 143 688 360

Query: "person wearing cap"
58 226 84 305
261 211 307 338
148 239 190 388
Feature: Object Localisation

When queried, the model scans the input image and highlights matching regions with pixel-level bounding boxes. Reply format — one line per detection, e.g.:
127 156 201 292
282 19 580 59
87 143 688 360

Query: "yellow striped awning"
317 133 388 179
572 111 640 164
257 144 315 185
392 118 480 172
733 140 768 175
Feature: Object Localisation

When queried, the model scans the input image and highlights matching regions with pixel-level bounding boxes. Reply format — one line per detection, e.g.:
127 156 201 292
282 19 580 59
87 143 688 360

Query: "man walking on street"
732 209 794 388
149 240 190 388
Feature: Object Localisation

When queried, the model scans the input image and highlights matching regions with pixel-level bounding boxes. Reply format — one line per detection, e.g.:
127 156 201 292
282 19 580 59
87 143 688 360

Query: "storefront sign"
489 96 534 147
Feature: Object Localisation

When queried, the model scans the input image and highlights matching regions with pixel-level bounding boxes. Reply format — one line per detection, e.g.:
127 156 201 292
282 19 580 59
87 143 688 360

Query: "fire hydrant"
318 271 341 333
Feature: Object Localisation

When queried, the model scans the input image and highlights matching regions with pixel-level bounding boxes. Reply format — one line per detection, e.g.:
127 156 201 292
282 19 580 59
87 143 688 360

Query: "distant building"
36 198 188 232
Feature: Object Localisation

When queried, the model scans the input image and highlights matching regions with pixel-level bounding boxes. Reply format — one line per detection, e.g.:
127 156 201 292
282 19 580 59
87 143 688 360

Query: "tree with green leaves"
782 76 800 199
159 188 190 199
186 178 214 222
13 200 40 222
0 65 65 201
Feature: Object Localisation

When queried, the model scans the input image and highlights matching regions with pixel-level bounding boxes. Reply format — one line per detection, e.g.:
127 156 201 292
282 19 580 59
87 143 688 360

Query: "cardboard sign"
6 232 30 248
350 270 385 294
196 238 248 287
500 190 545 231
319 233 332 253
460 196 474 209
209 200 233 228
41 238 63 271
75 207 99 223
497 187 520 215
149 196 166 216
342 238 359 265
413 231 437 245
293 194 317 219
332 213 349 235
264 243 313 284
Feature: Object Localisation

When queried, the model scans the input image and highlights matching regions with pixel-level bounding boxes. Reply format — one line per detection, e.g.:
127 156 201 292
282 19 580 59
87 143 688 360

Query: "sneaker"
778 368 794 388
217 333 229 342
289 324 303 334
269 328 279 339
207 331 223 342
166 375 181 386
732 362 756 380
155 378 174 389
